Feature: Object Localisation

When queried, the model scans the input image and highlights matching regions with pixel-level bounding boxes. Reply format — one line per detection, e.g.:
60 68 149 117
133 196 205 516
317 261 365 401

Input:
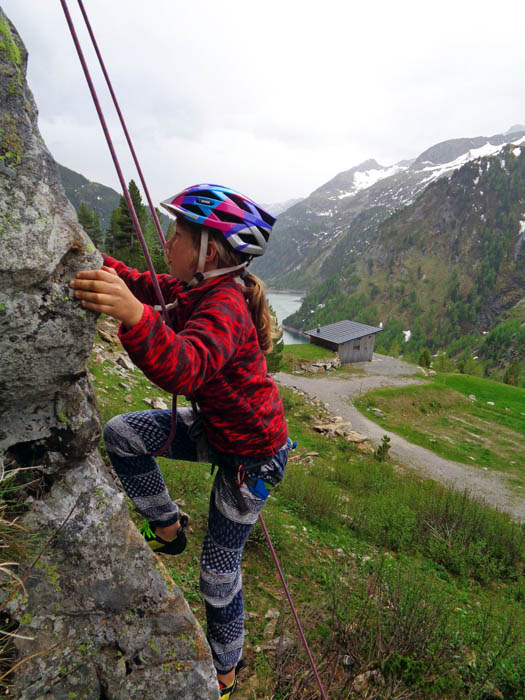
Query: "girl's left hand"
70 266 144 328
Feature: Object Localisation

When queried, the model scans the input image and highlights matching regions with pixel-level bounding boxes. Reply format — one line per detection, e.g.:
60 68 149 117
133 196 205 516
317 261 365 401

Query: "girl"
70 184 291 698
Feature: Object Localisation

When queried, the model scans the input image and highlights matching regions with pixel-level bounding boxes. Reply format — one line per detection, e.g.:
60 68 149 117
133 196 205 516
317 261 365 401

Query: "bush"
373 434 391 462
419 348 432 368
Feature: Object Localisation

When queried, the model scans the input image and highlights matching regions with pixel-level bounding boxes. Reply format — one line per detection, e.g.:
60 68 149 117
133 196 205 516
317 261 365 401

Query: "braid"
240 271 275 354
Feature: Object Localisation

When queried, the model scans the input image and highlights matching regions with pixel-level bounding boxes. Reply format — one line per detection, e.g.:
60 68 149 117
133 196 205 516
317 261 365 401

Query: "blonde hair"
180 219 276 353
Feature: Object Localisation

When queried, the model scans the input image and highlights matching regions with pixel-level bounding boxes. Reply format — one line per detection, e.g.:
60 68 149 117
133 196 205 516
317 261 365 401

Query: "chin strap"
186 229 249 288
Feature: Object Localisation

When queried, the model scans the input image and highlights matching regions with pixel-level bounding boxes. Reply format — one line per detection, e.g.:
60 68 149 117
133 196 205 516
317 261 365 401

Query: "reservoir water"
266 291 308 344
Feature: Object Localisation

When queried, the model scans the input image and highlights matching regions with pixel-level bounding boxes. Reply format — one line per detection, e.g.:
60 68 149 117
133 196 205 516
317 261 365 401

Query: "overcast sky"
4 0 525 205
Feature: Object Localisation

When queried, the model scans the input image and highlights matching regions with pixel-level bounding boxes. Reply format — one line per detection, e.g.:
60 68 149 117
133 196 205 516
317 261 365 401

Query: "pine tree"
117 180 147 249
91 209 103 249
77 201 103 248
266 333 284 374
77 201 93 232
106 207 122 254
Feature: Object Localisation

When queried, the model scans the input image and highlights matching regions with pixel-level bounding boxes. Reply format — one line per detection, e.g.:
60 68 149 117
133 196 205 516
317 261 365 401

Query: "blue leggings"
103 408 289 672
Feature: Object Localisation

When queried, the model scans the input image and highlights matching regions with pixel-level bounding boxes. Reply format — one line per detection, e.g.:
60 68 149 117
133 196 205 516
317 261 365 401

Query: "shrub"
419 348 432 368
373 434 391 462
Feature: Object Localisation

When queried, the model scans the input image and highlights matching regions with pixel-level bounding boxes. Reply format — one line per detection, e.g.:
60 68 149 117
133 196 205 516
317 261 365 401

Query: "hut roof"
305 319 383 345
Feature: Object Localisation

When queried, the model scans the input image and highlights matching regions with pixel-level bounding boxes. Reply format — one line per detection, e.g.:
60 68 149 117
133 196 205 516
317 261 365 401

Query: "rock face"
0 8 217 699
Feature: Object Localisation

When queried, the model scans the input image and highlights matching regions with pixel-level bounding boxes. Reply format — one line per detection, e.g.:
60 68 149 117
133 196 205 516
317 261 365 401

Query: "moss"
0 18 21 69
44 564 61 588
19 611 34 626
0 17 23 93
0 114 23 166
57 411 71 425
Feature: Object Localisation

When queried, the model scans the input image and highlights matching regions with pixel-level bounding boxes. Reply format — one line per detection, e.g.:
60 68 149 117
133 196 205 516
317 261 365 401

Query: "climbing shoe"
219 659 246 698
140 515 188 555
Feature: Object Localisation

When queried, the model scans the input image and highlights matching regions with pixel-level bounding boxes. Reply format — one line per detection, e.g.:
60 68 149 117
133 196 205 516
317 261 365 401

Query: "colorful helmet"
160 184 275 257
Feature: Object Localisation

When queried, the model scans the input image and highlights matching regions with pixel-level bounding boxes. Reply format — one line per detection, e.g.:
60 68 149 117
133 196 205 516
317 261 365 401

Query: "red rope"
75 0 167 249
59 0 170 324
59 0 177 453
59 3 327 693
258 513 329 699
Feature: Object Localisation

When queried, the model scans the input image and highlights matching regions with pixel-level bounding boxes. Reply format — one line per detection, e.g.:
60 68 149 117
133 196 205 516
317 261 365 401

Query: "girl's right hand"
70 266 144 328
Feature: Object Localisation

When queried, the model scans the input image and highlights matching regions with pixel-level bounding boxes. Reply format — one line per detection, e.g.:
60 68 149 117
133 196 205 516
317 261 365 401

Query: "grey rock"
0 8 100 460
116 353 135 371
1 9 217 699
9 456 218 699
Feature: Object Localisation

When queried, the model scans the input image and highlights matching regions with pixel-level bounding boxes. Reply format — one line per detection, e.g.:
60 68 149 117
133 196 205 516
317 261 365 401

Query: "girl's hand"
70 266 144 328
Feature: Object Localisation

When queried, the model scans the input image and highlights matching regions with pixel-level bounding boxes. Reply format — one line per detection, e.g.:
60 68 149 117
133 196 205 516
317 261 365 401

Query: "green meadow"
2 334 524 699
354 374 525 485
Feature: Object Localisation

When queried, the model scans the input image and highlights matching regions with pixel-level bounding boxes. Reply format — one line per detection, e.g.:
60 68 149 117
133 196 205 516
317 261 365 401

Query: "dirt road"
276 354 525 522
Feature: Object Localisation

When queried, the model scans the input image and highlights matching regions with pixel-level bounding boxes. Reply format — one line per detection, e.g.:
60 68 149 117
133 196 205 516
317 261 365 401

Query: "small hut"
306 320 383 363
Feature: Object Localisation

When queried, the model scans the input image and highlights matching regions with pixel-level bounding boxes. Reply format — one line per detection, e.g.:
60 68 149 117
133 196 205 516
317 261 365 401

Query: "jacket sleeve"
117 289 247 396
102 254 182 306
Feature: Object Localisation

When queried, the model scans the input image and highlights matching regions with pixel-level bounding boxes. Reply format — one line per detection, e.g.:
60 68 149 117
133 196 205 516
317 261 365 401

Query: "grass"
3 319 525 698
85 333 524 698
0 465 44 690
354 377 525 483
280 343 335 373
281 343 367 378
136 384 523 699
434 373 525 434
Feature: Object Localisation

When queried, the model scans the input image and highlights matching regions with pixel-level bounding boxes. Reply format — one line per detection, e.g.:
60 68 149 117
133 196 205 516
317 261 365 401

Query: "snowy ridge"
336 164 408 199
253 126 525 283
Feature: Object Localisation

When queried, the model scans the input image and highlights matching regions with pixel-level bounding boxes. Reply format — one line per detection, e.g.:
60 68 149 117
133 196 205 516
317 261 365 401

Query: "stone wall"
0 7 217 698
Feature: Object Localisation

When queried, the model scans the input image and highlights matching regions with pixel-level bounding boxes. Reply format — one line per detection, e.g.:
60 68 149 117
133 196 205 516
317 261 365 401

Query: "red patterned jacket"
102 255 288 457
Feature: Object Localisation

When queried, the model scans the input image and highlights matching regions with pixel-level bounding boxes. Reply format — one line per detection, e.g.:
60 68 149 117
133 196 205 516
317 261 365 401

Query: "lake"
266 291 308 344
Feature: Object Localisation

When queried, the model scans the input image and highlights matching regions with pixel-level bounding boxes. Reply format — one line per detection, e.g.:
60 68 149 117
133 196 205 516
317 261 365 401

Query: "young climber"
70 184 291 698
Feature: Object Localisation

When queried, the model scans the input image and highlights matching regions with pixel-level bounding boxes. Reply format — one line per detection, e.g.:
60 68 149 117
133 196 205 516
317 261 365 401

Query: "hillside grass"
3 332 524 699
85 338 525 699
281 343 366 377
354 375 525 485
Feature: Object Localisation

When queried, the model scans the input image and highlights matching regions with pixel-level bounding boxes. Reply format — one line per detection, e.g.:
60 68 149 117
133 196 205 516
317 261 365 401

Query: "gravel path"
276 354 525 523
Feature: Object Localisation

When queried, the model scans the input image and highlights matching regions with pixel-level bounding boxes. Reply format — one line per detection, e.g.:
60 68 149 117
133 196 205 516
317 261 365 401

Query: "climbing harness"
59 3 328 697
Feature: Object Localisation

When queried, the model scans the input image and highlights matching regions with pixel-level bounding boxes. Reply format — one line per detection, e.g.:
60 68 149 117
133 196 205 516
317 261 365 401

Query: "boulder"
0 9 217 699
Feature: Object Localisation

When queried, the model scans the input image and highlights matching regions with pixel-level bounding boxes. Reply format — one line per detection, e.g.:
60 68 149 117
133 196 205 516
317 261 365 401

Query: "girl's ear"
205 239 218 264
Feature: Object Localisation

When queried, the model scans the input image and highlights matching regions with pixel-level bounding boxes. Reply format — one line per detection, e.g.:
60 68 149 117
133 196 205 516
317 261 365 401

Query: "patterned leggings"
103 408 289 672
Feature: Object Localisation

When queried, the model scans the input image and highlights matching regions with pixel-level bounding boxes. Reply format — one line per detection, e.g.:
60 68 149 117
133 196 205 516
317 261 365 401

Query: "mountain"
283 139 525 368
261 197 304 216
58 164 120 228
252 128 525 290
57 163 170 231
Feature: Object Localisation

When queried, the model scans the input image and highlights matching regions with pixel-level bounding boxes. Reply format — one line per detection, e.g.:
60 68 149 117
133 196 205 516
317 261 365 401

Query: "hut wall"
338 334 376 363
309 336 339 352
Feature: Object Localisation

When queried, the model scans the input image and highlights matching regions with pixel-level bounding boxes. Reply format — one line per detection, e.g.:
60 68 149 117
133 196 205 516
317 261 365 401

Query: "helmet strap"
186 229 248 288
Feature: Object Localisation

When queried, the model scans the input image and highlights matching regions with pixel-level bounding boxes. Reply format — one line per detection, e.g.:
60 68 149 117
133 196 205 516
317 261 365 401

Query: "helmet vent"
255 207 275 226
184 204 203 215
195 190 219 200
257 226 270 242
216 211 243 224
228 193 252 213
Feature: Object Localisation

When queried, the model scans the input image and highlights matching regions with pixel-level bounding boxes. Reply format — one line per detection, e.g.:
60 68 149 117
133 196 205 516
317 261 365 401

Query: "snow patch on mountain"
336 164 408 200
416 137 525 190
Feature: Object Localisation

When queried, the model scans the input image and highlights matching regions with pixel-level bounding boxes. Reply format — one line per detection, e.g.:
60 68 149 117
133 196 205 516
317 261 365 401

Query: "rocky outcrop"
0 8 217 698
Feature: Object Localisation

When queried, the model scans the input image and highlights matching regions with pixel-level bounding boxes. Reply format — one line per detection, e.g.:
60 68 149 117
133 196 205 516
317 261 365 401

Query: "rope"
59 0 177 453
75 0 167 249
258 513 328 699
59 3 327 694
58 0 170 324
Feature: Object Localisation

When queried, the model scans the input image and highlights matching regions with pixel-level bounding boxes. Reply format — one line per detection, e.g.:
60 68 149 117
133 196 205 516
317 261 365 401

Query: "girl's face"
165 220 199 282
